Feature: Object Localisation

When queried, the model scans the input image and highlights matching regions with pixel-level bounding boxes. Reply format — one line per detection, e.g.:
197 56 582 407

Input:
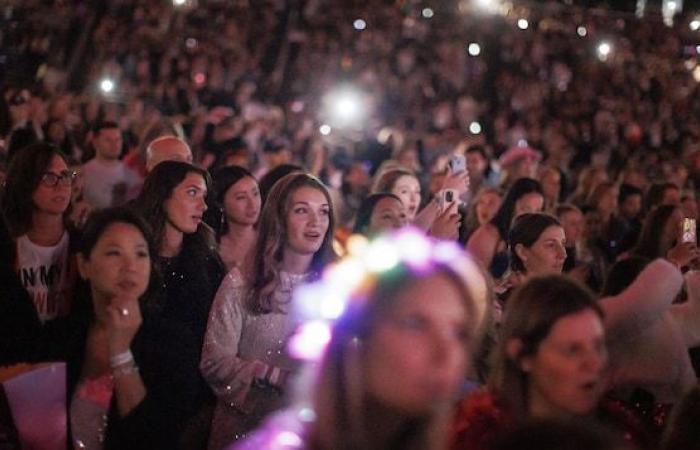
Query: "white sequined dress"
200 268 308 450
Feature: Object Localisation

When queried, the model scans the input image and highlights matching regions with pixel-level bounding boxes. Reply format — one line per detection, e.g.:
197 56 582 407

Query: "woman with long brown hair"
200 172 336 449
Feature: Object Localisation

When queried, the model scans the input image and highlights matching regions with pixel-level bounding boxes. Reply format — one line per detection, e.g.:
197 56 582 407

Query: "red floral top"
449 390 658 450
450 390 512 450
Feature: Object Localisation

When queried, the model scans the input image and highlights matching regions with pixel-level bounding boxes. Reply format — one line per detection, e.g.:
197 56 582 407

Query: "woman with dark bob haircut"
352 192 408 236
134 160 226 446
0 143 81 363
467 178 544 278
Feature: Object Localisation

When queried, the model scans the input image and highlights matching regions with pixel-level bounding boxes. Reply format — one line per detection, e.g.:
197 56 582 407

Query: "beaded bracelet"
112 364 139 379
109 350 133 368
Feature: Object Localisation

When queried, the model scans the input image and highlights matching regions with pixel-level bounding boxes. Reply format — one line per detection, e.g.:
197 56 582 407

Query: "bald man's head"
146 136 193 172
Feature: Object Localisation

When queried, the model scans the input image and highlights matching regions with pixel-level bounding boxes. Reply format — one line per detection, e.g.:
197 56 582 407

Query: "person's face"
47 122 66 143
517 225 567 274
391 175 421 220
284 186 331 256
559 210 584 246
78 222 151 304
94 128 123 160
32 155 72 216
223 176 261 227
148 140 193 172
164 172 208 234
522 309 607 417
365 273 470 415
598 187 618 214
541 170 561 200
514 158 539 179
619 194 642 220
475 191 502 225
367 197 408 235
514 192 544 217
662 187 681 206
266 149 292 169
466 151 487 175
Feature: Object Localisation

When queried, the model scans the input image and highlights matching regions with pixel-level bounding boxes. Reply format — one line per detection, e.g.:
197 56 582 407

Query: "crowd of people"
4 0 700 449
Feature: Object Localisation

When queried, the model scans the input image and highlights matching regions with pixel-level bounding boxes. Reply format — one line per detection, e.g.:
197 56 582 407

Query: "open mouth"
304 231 321 239
118 280 137 291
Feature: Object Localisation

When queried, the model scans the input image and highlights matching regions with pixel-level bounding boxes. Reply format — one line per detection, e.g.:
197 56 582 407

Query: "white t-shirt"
81 158 142 210
16 232 72 322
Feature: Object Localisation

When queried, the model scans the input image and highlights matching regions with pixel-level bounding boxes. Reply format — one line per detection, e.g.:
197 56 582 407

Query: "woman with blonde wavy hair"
200 172 336 449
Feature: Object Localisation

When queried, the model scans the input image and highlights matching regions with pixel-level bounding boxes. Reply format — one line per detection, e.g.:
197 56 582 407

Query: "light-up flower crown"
288 227 490 361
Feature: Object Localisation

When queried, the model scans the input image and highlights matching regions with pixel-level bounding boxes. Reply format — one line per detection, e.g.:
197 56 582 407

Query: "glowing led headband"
289 228 489 361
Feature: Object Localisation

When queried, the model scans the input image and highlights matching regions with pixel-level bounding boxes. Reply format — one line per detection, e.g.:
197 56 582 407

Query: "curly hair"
249 172 336 313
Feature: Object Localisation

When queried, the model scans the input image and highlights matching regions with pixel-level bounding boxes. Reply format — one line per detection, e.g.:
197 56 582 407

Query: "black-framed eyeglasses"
40 170 77 187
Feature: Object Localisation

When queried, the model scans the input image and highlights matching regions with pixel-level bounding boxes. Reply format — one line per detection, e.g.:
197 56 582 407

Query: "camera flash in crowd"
353 19 366 31
517 19 529 30
577 26 587 37
99 78 115 94
173 0 186 5
319 124 332 136
469 121 482 134
422 8 434 19
691 20 700 31
597 41 612 61
468 43 481 56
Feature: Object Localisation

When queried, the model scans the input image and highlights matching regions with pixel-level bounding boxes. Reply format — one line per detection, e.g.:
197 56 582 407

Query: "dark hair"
2 143 69 237
632 204 679 260
618 183 643 205
79 207 160 305
93 121 120 134
352 193 402 235
646 182 679 212
600 256 651 297
490 275 603 416
134 161 214 253
6 127 40 163
508 213 562 272
250 172 336 313
258 164 303 206
208 165 256 238
490 178 544 241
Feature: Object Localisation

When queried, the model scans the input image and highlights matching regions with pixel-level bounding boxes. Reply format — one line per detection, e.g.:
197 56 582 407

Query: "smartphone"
438 189 459 212
448 154 467 173
682 218 697 244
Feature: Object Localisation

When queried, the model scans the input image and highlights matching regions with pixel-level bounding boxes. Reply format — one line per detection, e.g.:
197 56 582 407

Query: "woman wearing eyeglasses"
1 142 80 331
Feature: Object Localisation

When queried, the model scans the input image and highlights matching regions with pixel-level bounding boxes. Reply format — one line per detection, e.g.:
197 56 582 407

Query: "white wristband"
110 350 133 368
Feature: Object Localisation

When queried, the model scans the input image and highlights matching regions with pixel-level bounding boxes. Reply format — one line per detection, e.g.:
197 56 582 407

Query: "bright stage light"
468 43 481 56
597 42 612 61
99 78 114 93
517 19 529 30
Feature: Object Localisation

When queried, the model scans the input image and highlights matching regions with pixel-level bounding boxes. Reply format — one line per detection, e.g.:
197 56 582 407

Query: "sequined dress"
201 268 309 450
